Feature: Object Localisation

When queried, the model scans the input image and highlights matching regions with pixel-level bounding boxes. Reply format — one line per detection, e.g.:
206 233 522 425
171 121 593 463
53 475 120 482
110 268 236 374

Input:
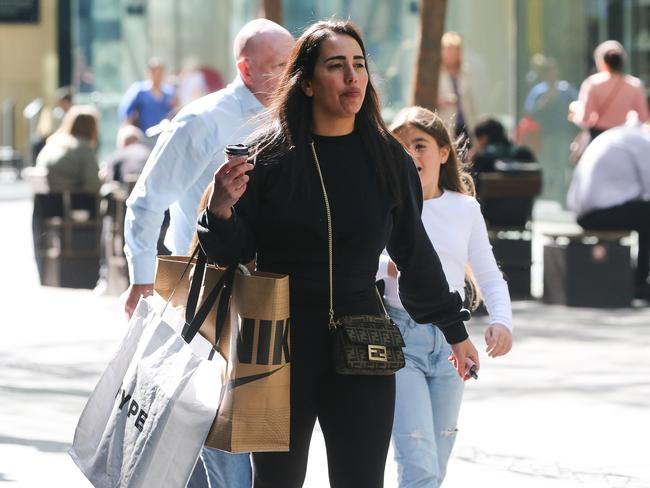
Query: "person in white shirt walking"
567 122 650 301
378 106 513 487
122 18 294 488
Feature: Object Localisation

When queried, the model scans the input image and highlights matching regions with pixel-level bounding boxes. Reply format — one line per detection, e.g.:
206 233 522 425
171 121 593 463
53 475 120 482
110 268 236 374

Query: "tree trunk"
411 0 447 110
262 0 283 25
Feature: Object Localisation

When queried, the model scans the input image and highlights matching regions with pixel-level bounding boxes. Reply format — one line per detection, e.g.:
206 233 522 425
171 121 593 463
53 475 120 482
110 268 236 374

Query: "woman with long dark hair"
197 20 479 487
381 106 513 487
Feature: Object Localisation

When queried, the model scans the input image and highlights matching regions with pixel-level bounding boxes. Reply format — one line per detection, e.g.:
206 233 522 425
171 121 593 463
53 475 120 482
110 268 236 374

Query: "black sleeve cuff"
197 208 241 266
203 207 236 232
440 321 469 344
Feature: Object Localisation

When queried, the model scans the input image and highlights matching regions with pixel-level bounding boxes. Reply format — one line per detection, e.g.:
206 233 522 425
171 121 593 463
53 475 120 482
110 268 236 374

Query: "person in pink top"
574 40 650 139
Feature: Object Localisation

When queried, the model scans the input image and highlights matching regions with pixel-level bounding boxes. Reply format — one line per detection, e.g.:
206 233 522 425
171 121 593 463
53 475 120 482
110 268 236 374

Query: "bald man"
122 19 294 488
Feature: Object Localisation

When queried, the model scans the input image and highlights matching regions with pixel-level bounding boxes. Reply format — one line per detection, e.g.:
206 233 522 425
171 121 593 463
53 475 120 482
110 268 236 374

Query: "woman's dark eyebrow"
412 137 427 143
324 55 366 62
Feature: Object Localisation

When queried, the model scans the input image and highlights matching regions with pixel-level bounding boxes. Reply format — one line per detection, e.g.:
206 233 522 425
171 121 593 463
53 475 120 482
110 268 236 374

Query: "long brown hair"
390 106 475 196
58 105 99 143
251 19 403 198
189 183 213 252
390 106 481 310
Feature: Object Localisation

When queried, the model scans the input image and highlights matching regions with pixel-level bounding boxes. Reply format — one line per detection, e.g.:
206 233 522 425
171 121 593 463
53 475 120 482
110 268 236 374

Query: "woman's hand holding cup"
208 146 253 220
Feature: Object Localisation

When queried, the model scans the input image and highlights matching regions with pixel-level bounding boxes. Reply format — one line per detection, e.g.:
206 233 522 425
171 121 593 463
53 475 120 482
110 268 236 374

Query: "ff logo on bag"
237 318 290 365
115 388 149 432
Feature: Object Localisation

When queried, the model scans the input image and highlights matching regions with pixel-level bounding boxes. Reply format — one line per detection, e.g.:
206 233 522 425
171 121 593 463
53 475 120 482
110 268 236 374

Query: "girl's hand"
207 157 254 219
485 324 512 358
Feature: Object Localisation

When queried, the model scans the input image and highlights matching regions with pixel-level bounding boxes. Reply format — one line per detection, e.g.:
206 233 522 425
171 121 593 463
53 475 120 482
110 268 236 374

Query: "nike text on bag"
155 253 291 453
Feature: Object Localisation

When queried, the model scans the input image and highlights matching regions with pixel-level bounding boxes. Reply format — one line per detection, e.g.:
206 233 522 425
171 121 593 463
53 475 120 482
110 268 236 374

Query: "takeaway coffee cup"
224 144 249 159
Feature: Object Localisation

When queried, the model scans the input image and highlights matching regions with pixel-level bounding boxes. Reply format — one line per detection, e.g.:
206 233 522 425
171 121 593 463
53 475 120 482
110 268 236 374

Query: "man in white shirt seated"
122 18 294 488
567 121 650 300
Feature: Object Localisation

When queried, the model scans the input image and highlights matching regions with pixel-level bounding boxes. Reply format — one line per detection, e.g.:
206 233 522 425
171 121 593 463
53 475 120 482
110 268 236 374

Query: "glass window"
515 0 587 206
72 0 124 159
70 0 648 182
282 0 418 118
515 0 650 207
71 0 235 159
446 0 516 127
627 1 650 88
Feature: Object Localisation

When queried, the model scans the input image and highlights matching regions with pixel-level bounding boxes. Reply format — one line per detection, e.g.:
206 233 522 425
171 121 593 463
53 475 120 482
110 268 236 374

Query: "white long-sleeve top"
378 190 512 331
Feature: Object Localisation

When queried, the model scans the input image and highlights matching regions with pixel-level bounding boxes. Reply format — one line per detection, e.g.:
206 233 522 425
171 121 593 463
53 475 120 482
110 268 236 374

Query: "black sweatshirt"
197 131 469 344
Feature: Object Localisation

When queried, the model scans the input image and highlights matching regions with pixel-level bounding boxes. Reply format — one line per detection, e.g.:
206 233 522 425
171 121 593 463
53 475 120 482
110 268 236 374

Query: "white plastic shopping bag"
69 297 224 488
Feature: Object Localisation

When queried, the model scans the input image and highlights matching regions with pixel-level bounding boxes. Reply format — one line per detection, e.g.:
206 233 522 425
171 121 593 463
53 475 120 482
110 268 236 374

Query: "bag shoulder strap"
161 245 201 318
182 265 235 344
308 141 389 329
597 76 625 121
309 141 337 329
184 245 207 324
162 244 235 346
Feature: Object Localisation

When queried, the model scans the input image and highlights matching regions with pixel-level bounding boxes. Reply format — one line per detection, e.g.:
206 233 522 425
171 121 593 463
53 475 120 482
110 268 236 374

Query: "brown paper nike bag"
155 255 290 453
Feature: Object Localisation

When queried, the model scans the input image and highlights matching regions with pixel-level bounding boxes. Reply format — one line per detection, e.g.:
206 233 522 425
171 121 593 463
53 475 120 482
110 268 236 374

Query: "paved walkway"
1 191 649 487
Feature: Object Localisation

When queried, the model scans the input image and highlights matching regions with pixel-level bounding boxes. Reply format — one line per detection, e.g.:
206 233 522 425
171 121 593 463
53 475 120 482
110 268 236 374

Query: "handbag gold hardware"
368 345 388 362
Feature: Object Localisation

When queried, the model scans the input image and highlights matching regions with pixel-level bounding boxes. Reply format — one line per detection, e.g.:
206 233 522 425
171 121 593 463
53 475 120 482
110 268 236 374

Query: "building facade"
2 0 649 204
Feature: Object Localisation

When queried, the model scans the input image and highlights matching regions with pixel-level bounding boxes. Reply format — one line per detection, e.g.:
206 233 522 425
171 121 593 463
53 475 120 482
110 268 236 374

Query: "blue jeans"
388 305 465 488
187 448 251 488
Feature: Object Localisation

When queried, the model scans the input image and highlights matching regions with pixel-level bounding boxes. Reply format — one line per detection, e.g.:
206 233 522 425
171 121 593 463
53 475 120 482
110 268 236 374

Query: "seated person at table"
567 121 650 301
472 118 539 228
473 118 536 173
36 105 101 194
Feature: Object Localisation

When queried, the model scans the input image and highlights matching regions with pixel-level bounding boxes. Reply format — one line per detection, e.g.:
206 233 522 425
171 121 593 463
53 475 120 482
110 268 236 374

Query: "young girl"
378 106 513 487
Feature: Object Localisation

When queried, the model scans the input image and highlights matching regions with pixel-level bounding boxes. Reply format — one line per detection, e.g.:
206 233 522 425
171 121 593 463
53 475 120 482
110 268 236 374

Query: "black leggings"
578 200 650 290
252 308 396 488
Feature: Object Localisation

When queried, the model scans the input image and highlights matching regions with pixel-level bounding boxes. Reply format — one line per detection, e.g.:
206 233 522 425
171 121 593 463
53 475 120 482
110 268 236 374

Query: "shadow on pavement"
0 434 70 453
0 384 93 398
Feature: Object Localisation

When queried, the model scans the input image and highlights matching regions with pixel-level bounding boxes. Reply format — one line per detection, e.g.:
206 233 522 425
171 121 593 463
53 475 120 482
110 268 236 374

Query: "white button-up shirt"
567 123 650 217
124 75 264 283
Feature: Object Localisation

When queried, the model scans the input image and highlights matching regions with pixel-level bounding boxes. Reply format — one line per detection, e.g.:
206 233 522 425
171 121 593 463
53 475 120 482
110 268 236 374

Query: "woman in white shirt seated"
378 106 513 487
